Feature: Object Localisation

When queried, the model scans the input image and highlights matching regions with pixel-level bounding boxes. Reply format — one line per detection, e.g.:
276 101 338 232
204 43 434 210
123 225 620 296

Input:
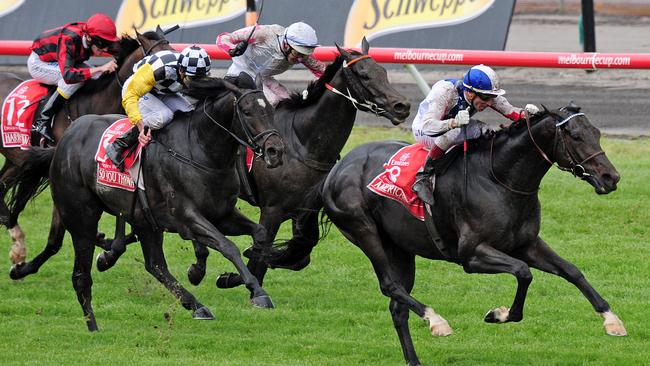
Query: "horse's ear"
361 37 370 55
567 100 581 112
155 25 164 37
335 43 351 59
255 74 263 90
541 104 549 113
223 80 243 98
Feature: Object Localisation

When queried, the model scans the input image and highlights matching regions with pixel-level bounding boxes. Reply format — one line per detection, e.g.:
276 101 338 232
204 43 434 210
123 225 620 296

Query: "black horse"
187 39 411 289
15 76 284 331
320 105 625 366
0 29 173 266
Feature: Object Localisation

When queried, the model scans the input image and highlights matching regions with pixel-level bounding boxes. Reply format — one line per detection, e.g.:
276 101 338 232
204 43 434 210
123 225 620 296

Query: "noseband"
324 55 387 117
491 111 605 195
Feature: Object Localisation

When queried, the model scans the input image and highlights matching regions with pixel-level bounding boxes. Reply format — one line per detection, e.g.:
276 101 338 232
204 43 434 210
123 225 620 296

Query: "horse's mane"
472 108 561 148
77 34 141 95
182 76 231 100
276 54 347 110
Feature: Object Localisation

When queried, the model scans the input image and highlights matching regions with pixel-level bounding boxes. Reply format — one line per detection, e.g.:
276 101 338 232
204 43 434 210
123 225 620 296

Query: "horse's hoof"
95 252 112 272
187 264 206 286
250 295 275 309
9 263 27 280
192 306 215 320
484 307 510 323
243 247 264 261
216 272 244 288
269 254 311 271
602 311 627 336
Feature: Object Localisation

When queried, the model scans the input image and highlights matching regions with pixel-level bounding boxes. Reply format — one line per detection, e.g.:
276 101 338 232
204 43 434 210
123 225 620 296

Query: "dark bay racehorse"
15 76 284 331
320 105 625 366
187 39 411 289
0 29 173 265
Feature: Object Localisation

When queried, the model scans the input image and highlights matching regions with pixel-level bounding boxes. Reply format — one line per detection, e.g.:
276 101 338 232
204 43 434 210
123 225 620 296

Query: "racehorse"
0 29 174 266
14 74 284 331
186 39 411 289
320 105 625 366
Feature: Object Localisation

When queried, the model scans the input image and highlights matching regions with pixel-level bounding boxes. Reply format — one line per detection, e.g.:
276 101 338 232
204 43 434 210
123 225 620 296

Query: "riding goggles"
476 92 496 101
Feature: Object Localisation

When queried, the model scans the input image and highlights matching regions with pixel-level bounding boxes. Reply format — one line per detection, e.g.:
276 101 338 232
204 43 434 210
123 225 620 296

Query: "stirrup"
33 123 54 144
412 175 435 206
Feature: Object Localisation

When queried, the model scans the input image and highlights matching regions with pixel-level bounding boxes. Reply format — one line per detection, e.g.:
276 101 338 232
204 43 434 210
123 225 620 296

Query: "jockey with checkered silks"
105 45 211 172
216 21 326 106
28 13 120 143
411 64 540 205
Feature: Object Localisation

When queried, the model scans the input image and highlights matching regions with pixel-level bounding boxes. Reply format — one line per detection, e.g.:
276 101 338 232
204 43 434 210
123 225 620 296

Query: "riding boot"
106 126 140 172
412 144 445 206
32 91 66 144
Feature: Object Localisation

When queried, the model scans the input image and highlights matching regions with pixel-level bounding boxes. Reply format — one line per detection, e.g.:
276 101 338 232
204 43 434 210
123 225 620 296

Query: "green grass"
0 126 648 366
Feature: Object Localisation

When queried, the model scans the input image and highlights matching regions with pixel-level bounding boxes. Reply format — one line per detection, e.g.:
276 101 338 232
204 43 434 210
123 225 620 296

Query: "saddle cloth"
1 80 49 149
367 143 428 221
95 118 144 192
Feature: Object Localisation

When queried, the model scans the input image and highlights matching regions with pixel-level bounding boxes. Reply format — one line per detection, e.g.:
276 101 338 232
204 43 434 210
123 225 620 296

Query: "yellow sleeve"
122 63 157 125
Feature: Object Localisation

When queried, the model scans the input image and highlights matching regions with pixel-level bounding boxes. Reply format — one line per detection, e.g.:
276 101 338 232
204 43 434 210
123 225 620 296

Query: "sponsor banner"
0 0 23 18
345 0 495 47
116 0 246 34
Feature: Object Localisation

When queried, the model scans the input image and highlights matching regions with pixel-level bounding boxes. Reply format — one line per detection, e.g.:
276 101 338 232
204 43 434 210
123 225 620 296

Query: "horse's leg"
96 217 138 271
386 241 422 366
0 162 27 264
187 240 209 286
215 207 282 289
95 217 138 252
266 209 320 270
10 205 65 279
137 227 214 320
188 213 273 308
518 237 627 336
462 243 533 323
70 231 100 331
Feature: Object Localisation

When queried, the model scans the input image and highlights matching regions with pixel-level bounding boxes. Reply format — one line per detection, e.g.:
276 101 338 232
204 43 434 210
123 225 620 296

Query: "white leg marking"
601 311 627 336
423 307 452 336
8 225 26 265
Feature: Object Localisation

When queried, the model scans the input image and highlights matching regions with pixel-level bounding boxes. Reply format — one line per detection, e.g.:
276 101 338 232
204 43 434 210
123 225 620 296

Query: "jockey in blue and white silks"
411 64 540 204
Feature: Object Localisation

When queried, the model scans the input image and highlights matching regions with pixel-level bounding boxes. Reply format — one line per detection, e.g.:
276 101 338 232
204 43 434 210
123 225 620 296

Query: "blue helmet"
462 64 505 96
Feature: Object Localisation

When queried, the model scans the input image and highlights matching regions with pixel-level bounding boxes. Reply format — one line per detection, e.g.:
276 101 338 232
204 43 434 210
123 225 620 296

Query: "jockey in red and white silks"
216 22 326 106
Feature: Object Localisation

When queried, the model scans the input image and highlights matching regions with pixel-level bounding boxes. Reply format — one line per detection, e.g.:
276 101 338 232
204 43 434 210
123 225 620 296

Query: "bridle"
202 89 280 158
490 111 605 195
324 54 387 117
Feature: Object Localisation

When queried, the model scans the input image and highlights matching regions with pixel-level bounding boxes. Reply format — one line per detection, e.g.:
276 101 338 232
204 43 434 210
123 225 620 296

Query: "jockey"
216 21 326 106
105 45 211 172
411 64 540 204
28 13 120 143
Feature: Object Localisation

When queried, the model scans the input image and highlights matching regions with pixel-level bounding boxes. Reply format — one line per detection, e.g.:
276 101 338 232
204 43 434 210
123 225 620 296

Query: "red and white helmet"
85 13 119 43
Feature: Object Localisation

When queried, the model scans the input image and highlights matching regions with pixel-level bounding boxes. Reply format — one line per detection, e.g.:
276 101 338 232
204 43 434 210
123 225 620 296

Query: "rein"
324 55 386 117
490 111 605 195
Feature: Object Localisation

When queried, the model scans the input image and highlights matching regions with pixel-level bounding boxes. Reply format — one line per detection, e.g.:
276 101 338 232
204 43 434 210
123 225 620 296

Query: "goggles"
476 92 496 101
91 36 111 49
288 47 307 59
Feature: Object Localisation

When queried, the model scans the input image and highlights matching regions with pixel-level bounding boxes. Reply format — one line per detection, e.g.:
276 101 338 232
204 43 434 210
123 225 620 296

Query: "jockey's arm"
302 56 326 78
412 81 458 145
122 63 157 126
57 37 91 84
216 25 258 53
491 96 526 122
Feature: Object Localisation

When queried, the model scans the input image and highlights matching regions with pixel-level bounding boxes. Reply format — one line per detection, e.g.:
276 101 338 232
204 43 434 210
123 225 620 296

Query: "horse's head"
115 27 175 81
333 38 410 125
224 80 284 168
542 103 620 194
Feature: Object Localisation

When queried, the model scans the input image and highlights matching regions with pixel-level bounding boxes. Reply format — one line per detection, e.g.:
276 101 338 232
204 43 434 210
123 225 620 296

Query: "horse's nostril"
394 102 410 115
267 148 277 156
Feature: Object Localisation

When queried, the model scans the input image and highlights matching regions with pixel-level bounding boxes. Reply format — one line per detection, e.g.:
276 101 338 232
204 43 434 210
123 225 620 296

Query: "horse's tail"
264 178 331 270
7 147 55 216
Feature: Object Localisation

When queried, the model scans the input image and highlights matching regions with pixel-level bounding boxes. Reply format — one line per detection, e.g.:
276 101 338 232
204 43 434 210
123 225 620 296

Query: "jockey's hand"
229 42 248 57
452 107 470 128
525 104 540 116
101 60 118 74
137 121 152 146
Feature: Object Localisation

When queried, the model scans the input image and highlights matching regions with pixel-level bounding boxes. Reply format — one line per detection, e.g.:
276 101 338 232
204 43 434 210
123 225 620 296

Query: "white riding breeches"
27 52 96 98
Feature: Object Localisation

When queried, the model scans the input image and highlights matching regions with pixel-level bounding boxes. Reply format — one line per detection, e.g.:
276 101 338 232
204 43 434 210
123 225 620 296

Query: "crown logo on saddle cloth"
95 118 144 192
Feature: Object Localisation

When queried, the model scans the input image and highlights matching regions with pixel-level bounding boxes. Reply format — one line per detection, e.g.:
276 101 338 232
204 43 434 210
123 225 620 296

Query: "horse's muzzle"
263 136 284 168
388 100 411 126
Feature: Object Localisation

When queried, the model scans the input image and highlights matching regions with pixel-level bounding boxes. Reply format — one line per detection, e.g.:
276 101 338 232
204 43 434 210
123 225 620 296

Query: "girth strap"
423 200 451 260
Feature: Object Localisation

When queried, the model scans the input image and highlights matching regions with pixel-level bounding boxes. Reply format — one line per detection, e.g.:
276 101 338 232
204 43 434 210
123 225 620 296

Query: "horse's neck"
62 75 123 121
291 71 358 161
183 102 239 170
490 120 556 193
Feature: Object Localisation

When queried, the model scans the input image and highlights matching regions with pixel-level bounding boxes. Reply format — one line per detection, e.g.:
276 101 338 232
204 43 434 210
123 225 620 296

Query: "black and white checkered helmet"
178 45 211 76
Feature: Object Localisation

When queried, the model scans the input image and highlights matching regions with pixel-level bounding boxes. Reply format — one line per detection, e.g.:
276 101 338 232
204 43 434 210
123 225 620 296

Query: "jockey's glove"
229 42 248 57
451 108 470 129
525 104 540 116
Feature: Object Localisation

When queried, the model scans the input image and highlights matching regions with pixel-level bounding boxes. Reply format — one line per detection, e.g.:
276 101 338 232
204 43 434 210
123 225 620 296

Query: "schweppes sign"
0 0 24 18
345 0 495 47
116 0 245 35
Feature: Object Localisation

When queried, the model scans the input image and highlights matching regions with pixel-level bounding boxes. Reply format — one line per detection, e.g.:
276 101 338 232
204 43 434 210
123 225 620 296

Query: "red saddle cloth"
367 143 428 221
1 80 49 149
95 118 143 192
